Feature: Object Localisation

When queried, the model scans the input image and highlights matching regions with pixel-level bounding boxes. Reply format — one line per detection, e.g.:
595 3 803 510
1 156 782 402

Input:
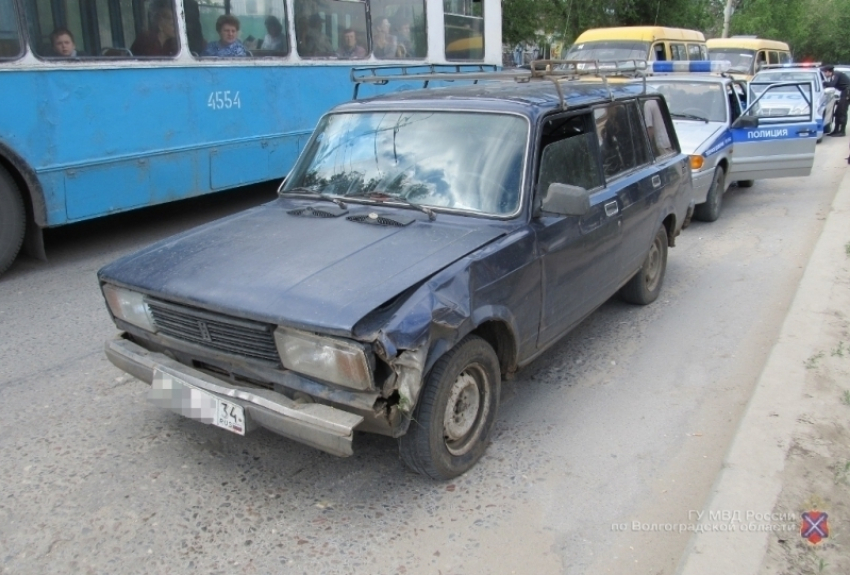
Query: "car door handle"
604 201 618 216
651 174 662 188
797 129 814 136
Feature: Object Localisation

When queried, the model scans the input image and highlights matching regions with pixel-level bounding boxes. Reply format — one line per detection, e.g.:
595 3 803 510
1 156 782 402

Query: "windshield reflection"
566 40 650 61
646 82 727 122
283 112 528 216
708 49 755 73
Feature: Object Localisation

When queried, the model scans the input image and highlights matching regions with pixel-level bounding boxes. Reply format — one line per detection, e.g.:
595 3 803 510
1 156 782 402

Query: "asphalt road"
0 139 846 575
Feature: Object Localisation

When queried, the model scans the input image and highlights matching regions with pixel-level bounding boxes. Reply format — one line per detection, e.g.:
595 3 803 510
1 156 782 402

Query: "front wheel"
620 225 668 305
0 165 26 277
399 335 500 480
693 167 725 223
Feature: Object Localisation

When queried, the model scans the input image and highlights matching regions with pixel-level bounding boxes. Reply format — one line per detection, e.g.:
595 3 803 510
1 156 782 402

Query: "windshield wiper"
347 191 436 221
671 112 709 123
282 187 347 208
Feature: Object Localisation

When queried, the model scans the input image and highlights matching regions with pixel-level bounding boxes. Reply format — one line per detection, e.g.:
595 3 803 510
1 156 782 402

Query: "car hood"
672 121 727 154
99 198 507 336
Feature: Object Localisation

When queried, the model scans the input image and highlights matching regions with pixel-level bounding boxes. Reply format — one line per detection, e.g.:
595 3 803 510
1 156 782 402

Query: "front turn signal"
689 155 705 170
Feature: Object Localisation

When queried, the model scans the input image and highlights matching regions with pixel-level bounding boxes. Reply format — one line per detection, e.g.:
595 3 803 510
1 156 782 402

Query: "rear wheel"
0 165 25 277
693 167 725 223
620 225 668 305
825 106 836 134
399 335 500 480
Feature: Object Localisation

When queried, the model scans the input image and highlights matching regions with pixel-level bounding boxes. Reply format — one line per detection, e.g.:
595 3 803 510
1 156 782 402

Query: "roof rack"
350 59 650 109
350 64 503 99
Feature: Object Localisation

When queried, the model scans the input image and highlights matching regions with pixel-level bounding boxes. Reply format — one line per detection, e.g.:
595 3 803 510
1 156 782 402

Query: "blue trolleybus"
0 0 502 275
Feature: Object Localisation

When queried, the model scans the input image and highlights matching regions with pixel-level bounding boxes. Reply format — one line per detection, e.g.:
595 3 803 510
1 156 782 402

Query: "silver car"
750 66 838 141
640 74 819 222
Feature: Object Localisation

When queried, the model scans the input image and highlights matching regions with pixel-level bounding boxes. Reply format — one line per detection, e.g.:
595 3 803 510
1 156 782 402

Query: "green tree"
502 0 722 48
730 0 850 62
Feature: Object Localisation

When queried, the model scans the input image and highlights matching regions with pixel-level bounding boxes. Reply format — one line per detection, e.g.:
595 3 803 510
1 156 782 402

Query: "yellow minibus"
707 37 792 77
565 26 707 62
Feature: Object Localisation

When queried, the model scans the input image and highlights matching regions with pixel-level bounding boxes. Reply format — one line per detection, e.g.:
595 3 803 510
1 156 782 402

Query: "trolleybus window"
26 0 182 58
370 0 427 59
294 0 367 59
200 0 288 57
0 0 22 59
444 0 483 60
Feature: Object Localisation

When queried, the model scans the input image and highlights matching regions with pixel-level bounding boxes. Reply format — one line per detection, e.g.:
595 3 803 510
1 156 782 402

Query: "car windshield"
566 40 650 61
708 48 754 74
645 81 727 122
283 112 527 216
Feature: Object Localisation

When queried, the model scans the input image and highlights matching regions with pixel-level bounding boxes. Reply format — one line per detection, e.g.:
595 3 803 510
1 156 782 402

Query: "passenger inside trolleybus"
130 5 178 57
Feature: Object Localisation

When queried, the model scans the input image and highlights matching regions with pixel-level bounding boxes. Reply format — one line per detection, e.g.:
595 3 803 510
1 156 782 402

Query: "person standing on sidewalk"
823 65 850 137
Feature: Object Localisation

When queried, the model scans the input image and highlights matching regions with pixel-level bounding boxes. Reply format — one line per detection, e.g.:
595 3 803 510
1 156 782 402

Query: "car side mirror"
540 183 590 216
732 114 759 129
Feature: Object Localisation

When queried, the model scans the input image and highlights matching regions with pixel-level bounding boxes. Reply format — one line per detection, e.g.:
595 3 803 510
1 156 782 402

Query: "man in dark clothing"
823 65 850 137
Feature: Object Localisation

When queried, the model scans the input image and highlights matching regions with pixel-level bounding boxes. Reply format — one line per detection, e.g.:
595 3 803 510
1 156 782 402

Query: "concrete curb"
675 164 850 575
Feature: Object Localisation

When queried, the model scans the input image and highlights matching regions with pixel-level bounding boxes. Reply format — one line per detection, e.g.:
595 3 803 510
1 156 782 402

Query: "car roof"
333 78 647 120
706 37 790 51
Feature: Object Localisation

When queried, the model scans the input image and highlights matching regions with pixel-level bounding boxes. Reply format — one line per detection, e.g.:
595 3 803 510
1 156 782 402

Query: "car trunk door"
728 82 817 182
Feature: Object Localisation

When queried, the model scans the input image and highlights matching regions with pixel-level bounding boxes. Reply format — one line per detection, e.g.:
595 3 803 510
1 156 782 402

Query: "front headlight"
274 327 374 391
102 284 156 332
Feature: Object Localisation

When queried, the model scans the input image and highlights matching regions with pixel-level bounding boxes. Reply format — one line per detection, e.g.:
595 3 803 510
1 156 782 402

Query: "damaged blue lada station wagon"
99 64 693 479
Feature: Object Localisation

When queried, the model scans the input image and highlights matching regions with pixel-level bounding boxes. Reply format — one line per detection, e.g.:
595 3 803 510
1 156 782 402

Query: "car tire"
737 180 754 188
620 225 668 306
825 107 835 134
399 335 500 480
0 165 26 277
693 167 725 223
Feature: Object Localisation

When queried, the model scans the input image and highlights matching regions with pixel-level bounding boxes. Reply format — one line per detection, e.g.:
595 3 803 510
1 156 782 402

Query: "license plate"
151 369 246 436
215 399 245 435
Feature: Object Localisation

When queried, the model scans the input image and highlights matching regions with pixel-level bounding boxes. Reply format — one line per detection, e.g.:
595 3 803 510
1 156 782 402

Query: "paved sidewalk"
676 161 850 573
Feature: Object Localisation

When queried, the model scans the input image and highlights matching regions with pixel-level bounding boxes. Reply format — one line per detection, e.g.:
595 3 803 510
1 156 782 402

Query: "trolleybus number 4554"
207 91 242 110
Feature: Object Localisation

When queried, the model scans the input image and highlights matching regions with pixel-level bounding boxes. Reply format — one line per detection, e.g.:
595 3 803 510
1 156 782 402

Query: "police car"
750 64 838 141
637 61 819 222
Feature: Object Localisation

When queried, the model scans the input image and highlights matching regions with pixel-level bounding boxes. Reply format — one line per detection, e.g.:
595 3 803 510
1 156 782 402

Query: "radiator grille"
146 298 280 364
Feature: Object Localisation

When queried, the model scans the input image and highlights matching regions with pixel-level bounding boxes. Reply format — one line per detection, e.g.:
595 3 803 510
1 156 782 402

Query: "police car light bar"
649 60 731 73
759 62 821 69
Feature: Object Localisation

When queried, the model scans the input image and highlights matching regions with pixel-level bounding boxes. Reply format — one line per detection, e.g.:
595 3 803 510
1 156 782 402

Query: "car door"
533 111 622 347
605 101 667 279
728 82 818 182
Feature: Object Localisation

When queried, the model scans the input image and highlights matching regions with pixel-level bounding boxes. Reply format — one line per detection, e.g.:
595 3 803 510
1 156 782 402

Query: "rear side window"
671 43 686 60
537 113 602 193
768 51 779 64
594 102 651 179
778 51 791 64
639 98 676 159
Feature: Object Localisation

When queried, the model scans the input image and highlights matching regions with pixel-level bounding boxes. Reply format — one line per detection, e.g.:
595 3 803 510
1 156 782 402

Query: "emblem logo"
197 320 212 342
801 511 829 544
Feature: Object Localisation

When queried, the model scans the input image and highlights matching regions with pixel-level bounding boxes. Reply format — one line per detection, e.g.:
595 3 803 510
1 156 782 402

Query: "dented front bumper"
105 338 364 457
